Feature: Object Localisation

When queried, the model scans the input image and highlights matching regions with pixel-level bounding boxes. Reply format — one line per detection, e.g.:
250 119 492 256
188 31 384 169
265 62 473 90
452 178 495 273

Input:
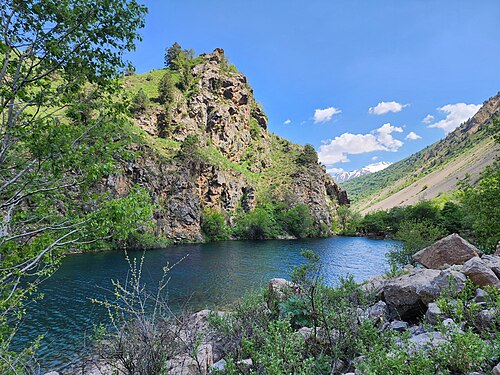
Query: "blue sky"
126 0 500 172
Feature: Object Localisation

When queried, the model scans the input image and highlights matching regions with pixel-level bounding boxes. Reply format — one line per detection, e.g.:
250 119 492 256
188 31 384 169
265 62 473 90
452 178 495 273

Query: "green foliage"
129 88 150 115
296 144 318 165
201 208 229 241
387 219 446 268
177 134 201 160
164 42 183 69
0 0 148 367
157 71 177 105
335 206 362 235
459 159 500 252
234 206 279 240
278 204 314 239
242 319 315 375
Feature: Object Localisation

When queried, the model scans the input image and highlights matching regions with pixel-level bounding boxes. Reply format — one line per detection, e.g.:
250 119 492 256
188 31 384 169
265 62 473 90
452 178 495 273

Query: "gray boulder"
383 269 441 320
388 320 409 332
492 363 500 375
476 308 497 330
413 233 480 269
426 303 445 325
268 278 299 301
474 288 489 303
407 332 446 352
461 257 500 288
482 255 500 279
365 301 389 323
417 268 466 304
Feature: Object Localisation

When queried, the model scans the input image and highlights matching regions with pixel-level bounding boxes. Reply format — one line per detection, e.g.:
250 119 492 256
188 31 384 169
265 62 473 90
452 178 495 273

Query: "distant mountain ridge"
341 92 500 212
331 162 392 183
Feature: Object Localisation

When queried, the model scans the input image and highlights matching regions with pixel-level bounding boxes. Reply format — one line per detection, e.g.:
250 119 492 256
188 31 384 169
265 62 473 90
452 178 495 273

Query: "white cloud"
283 119 291 125
369 101 408 115
428 103 482 133
405 131 422 140
422 114 434 124
318 123 405 165
371 156 379 161
376 123 404 151
313 107 341 123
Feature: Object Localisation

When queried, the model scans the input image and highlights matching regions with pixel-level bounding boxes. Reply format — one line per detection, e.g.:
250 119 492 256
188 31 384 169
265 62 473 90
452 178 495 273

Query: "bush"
387 219 446 268
279 204 314 238
129 88 150 115
158 71 176 105
296 144 318 165
234 206 279 240
201 208 229 241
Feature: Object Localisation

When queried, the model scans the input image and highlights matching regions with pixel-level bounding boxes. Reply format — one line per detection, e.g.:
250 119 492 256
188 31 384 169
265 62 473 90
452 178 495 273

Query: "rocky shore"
47 233 500 374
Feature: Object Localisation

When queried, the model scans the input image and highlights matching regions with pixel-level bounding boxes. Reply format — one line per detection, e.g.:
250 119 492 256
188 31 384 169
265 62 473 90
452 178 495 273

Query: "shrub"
386 219 446 268
279 204 314 238
201 208 229 241
296 144 318 165
129 88 150 115
158 71 176 105
233 206 279 240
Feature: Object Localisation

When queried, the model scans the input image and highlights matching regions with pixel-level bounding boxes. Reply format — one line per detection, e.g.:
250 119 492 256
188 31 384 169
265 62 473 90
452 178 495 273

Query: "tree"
158 71 177 105
0 0 148 367
130 88 150 115
459 160 500 252
164 42 183 69
296 144 318 165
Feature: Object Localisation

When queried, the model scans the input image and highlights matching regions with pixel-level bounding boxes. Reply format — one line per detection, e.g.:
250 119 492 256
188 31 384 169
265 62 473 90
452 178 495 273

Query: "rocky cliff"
110 49 347 242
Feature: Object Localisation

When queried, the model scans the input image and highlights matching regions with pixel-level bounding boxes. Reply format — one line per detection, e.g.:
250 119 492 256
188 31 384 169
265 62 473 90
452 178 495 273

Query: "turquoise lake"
13 236 397 371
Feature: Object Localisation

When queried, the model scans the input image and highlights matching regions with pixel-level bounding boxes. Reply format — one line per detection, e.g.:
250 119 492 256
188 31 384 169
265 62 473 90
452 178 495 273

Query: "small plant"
201 208 229 241
129 88 150 115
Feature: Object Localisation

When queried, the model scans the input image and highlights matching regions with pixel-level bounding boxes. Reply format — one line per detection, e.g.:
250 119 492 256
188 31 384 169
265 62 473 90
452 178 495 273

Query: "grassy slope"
342 98 499 211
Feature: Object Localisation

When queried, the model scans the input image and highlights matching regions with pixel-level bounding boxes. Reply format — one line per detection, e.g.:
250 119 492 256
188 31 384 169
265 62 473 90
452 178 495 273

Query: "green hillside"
342 93 500 210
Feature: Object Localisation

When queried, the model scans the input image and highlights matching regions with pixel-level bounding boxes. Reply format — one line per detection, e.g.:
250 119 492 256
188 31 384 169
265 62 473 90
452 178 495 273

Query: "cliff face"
112 49 347 241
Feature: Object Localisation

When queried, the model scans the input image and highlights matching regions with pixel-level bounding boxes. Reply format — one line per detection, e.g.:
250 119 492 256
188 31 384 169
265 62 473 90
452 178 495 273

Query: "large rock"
383 269 441 320
482 255 500 279
461 257 500 288
426 303 445 325
416 268 466 304
268 278 299 301
413 233 480 269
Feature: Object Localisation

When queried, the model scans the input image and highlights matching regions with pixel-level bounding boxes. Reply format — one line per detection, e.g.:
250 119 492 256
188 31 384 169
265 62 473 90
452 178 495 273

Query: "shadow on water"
12 236 397 371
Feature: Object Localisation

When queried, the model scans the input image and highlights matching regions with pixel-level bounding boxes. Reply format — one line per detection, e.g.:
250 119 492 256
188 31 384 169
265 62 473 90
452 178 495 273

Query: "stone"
476 308 497 330
168 355 199 375
43 372 60 375
388 320 409 332
417 268 466 304
365 301 389 323
211 359 226 372
297 327 313 341
238 359 253 368
482 255 500 279
492 363 500 375
407 332 446 352
412 233 480 269
268 278 299 301
426 303 444 325
461 257 500 288
474 288 489 303
442 318 457 328
383 269 441 320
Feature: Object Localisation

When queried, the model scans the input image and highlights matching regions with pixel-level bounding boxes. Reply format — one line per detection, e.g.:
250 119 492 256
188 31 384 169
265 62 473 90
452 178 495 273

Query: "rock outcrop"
111 49 348 242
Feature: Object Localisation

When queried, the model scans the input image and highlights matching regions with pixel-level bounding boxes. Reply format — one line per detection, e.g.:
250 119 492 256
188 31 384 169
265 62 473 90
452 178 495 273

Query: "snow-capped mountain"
330 162 392 183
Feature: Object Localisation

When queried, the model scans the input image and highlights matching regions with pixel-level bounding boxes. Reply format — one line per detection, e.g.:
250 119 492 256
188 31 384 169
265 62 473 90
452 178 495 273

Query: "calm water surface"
13 237 396 371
